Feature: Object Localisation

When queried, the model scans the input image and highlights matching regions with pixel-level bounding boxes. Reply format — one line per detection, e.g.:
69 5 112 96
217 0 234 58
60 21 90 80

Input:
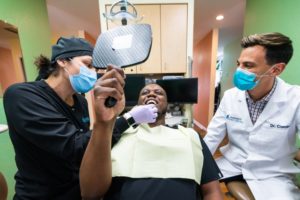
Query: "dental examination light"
103 0 143 25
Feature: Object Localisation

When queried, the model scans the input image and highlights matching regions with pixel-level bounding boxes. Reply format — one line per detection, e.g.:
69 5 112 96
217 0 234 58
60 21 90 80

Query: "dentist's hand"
128 104 158 124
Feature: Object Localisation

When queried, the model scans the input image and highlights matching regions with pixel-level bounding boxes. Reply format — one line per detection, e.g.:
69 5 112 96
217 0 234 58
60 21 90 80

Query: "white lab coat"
204 77 300 199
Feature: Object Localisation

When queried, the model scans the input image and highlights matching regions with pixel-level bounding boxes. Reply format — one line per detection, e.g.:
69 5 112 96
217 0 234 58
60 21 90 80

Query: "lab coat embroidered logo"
225 115 243 123
269 123 290 128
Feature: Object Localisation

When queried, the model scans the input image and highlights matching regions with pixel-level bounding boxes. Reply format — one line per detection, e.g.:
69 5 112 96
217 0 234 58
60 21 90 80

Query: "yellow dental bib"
111 124 203 184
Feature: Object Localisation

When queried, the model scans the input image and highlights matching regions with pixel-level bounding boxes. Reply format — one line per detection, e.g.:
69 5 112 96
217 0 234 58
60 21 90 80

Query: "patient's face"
138 84 168 116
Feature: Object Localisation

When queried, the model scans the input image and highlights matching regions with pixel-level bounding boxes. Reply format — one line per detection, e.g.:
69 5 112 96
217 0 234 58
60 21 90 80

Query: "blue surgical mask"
233 66 276 91
68 66 97 93
233 67 258 90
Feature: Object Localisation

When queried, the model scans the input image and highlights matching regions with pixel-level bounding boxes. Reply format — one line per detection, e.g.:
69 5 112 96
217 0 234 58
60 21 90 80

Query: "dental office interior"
0 0 300 199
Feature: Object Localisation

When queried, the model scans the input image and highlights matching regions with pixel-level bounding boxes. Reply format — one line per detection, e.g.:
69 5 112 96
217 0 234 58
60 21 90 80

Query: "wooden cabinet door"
161 4 187 73
135 5 161 74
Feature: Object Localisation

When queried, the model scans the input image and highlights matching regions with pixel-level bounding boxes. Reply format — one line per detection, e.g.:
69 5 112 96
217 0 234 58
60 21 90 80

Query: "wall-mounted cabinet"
135 4 161 74
105 4 187 74
161 4 187 73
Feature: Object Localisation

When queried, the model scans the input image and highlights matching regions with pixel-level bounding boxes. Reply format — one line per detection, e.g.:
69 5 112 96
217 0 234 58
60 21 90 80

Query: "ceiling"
47 0 246 55
194 0 246 55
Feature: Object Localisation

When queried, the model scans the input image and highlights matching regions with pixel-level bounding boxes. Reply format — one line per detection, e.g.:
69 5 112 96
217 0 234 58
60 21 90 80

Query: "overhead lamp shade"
103 0 142 24
106 11 136 20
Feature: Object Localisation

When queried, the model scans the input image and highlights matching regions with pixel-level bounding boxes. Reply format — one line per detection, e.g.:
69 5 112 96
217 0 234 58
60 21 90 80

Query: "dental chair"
226 181 255 200
295 150 300 189
0 172 8 200
226 150 300 199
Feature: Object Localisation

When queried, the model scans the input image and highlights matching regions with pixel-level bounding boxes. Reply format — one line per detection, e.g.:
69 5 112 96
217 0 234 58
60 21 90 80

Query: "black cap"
51 37 93 63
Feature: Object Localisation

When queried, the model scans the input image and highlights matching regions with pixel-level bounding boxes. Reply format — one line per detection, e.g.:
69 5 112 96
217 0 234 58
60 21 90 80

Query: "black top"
104 125 222 200
3 80 132 200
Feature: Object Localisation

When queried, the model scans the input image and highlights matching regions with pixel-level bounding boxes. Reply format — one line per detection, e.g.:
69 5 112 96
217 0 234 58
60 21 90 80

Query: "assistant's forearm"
80 122 114 199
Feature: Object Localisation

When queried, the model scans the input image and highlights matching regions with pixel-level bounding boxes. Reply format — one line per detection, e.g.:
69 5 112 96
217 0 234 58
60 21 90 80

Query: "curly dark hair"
34 54 60 81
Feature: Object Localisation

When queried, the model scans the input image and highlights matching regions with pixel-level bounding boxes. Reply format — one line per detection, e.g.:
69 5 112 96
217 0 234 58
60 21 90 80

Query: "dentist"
204 32 300 200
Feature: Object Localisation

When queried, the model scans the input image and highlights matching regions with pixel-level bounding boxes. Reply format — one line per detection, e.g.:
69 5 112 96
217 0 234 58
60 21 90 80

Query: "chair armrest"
226 181 255 200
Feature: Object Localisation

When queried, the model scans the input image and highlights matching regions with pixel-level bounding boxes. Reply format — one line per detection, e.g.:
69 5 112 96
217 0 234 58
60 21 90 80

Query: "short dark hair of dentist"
241 32 293 65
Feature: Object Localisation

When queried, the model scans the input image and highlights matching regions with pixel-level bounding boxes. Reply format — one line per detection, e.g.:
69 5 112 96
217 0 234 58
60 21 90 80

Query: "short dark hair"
241 32 293 65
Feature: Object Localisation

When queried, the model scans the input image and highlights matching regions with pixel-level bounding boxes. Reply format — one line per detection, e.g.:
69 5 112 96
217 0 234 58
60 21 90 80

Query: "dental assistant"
204 32 300 200
3 37 127 200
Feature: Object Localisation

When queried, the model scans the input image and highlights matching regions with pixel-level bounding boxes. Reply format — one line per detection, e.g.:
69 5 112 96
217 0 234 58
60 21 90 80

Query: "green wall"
0 0 51 198
244 0 300 85
220 38 242 96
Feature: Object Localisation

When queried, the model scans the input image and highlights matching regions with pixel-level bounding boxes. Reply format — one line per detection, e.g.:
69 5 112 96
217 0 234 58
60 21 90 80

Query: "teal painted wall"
0 0 51 198
244 0 300 85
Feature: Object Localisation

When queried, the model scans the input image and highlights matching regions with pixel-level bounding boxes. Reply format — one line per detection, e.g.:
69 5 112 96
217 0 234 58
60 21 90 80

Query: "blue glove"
128 104 158 124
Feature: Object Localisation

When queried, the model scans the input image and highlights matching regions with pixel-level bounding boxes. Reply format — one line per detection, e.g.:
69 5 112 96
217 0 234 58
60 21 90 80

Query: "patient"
80 83 223 200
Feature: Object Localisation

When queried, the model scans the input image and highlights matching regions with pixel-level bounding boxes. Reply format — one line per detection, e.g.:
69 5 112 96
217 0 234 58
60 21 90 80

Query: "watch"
123 113 136 126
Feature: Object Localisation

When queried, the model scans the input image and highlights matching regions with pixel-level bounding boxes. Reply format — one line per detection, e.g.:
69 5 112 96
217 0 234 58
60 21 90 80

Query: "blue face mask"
233 66 276 91
68 66 97 93
233 67 258 91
